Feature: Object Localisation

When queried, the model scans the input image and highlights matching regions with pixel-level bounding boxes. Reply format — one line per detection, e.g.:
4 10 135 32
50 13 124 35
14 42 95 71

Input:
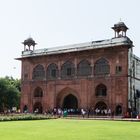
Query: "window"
94 58 110 75
136 90 140 98
32 64 45 80
77 59 92 76
96 84 107 96
34 87 43 97
67 68 72 76
116 66 122 74
47 63 58 80
51 69 56 77
115 105 122 115
61 61 75 79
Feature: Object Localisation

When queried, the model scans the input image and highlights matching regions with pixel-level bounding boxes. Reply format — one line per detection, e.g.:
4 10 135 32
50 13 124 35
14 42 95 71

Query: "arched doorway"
33 102 43 113
95 84 107 96
63 94 78 109
115 105 122 115
23 105 28 113
95 101 107 115
34 87 43 97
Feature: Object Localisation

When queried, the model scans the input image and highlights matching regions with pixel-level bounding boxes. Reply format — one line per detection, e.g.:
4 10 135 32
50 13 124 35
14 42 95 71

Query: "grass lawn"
0 119 140 140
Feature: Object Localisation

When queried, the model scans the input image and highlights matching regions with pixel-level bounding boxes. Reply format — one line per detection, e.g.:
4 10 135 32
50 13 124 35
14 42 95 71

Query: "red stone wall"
20 45 129 114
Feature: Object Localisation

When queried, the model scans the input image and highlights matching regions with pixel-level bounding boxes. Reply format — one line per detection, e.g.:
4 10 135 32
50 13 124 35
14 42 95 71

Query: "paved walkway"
64 115 140 122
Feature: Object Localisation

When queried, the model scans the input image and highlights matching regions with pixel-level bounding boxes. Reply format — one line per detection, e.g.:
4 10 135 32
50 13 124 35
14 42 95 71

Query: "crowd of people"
2 106 140 119
43 107 114 118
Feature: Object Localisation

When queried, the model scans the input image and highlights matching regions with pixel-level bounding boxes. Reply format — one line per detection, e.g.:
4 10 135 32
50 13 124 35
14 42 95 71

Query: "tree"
0 78 8 112
0 77 21 112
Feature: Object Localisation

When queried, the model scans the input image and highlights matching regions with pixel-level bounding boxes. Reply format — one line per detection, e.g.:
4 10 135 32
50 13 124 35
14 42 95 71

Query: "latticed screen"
32 64 45 80
47 63 58 79
94 58 110 75
61 61 75 79
77 59 92 76
96 84 107 96
32 58 111 81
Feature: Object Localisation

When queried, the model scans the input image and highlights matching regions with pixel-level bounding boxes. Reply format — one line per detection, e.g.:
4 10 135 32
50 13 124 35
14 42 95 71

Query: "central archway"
95 101 107 110
63 94 78 109
56 87 80 110
95 101 107 115
33 102 43 113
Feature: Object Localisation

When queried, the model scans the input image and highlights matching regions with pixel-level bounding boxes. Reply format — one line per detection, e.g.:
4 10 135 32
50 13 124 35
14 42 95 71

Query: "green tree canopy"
0 76 20 112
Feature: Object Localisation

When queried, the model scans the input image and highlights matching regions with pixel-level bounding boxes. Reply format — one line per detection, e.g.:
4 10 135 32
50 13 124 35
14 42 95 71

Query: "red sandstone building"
17 22 140 116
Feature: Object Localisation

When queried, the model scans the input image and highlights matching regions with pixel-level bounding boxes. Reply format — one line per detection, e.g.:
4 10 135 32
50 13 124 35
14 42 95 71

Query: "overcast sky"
0 0 140 78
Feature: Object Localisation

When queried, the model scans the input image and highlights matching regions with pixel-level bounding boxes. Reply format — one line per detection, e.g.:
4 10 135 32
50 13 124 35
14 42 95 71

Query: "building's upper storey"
18 22 133 59
21 37 133 58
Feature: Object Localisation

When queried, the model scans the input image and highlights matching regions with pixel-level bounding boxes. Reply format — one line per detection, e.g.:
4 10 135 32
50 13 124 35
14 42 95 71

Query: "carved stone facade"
18 22 136 115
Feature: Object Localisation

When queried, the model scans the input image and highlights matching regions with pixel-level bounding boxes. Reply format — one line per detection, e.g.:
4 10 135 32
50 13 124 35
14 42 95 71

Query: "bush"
0 114 54 121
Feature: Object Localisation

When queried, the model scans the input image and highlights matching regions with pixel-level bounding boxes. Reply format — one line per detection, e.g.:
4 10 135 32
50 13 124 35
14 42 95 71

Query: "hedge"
0 114 55 121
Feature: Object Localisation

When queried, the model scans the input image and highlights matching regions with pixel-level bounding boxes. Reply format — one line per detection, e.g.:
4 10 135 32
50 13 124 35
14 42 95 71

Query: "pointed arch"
95 101 107 110
61 61 75 79
23 105 28 113
34 87 43 97
46 63 59 80
95 84 107 96
77 59 92 76
95 101 107 115
63 94 78 109
33 102 43 113
115 105 122 115
32 64 45 80
94 58 110 75
56 87 80 109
